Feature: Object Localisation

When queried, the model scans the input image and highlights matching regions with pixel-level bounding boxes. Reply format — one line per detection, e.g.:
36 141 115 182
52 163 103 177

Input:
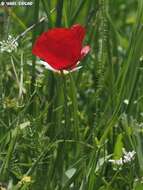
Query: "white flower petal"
39 60 59 72
39 61 82 74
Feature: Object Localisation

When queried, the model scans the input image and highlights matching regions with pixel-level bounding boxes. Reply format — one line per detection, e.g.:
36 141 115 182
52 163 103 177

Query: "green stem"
69 73 79 140
30 0 40 114
0 128 19 181
61 72 68 138
56 0 64 27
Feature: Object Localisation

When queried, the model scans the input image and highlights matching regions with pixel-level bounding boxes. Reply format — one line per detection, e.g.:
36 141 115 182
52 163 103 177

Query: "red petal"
32 28 82 70
70 24 86 43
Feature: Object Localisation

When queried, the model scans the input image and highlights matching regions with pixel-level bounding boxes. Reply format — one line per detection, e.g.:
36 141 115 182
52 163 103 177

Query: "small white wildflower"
122 148 136 163
19 121 30 130
123 99 129 105
118 46 123 52
109 148 136 166
0 35 18 53
135 178 139 182
140 56 143 62
139 123 143 127
134 100 137 104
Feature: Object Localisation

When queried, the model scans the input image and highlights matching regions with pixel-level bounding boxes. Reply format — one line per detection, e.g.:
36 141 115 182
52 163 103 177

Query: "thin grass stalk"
61 73 69 138
0 127 19 181
95 0 109 113
6 8 26 30
71 0 87 24
30 0 40 114
86 148 101 189
116 1 143 105
63 1 69 27
56 0 64 27
41 0 53 28
99 1 143 145
69 73 79 140
19 51 24 100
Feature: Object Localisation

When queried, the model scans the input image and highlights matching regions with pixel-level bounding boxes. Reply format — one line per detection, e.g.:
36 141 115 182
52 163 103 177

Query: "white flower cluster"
109 148 136 165
0 35 18 53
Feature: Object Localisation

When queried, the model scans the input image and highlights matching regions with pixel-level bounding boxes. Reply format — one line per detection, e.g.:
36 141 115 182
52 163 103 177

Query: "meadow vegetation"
0 0 143 189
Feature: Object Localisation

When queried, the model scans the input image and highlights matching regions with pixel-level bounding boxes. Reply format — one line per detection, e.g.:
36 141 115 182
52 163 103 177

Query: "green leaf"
133 181 143 190
114 133 123 160
65 168 76 179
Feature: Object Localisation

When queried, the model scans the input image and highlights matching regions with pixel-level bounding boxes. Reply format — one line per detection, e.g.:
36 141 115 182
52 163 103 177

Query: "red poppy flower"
32 24 90 72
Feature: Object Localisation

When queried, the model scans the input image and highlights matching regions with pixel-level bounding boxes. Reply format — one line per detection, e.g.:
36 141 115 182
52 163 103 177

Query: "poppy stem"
61 71 68 137
69 73 79 140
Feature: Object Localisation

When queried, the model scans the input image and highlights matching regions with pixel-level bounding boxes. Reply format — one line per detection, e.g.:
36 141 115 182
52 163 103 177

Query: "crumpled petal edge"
39 60 82 74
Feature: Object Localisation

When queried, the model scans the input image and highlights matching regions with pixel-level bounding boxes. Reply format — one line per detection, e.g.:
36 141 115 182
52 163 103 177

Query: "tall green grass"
0 0 143 189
